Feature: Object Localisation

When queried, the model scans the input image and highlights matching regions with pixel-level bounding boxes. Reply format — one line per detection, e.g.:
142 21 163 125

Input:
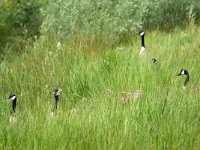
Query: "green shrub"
41 0 200 49
0 0 42 60
41 0 143 48
142 0 200 30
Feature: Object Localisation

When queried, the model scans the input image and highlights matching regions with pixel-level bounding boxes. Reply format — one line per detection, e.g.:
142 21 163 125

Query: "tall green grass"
0 26 200 149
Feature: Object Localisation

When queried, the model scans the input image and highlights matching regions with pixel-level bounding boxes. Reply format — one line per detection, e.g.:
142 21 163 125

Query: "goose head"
178 69 190 87
7 94 17 114
52 89 59 111
8 94 16 101
137 31 145 36
53 89 59 96
178 69 189 76
151 58 157 64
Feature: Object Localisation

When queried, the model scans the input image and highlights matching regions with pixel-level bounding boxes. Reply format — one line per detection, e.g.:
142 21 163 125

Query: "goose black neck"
141 35 145 47
54 95 59 110
184 74 189 86
12 98 17 114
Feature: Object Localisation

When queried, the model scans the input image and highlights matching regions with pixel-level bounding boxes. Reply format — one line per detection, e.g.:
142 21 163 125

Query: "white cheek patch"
53 91 59 96
181 70 185 75
140 32 144 36
10 96 16 101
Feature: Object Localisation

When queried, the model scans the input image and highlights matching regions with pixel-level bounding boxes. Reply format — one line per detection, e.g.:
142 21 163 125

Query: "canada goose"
151 58 157 64
51 89 59 116
178 69 189 87
178 69 200 91
7 94 17 123
137 31 146 56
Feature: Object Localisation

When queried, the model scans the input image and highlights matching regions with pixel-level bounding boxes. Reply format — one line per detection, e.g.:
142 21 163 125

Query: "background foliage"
0 0 42 59
0 0 200 59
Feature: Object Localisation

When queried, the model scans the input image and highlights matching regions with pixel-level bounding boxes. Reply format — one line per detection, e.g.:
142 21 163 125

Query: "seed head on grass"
120 90 142 104
48 51 53 55
120 91 129 104
128 90 142 101
57 42 61 50
105 88 112 95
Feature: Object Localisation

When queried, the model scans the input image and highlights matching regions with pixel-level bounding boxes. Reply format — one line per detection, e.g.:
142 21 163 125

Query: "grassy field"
0 26 200 149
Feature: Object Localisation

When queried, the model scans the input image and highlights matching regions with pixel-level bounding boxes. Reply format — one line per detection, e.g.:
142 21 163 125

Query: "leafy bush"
0 0 42 59
142 0 200 30
1 0 200 59
41 0 200 49
41 0 143 48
